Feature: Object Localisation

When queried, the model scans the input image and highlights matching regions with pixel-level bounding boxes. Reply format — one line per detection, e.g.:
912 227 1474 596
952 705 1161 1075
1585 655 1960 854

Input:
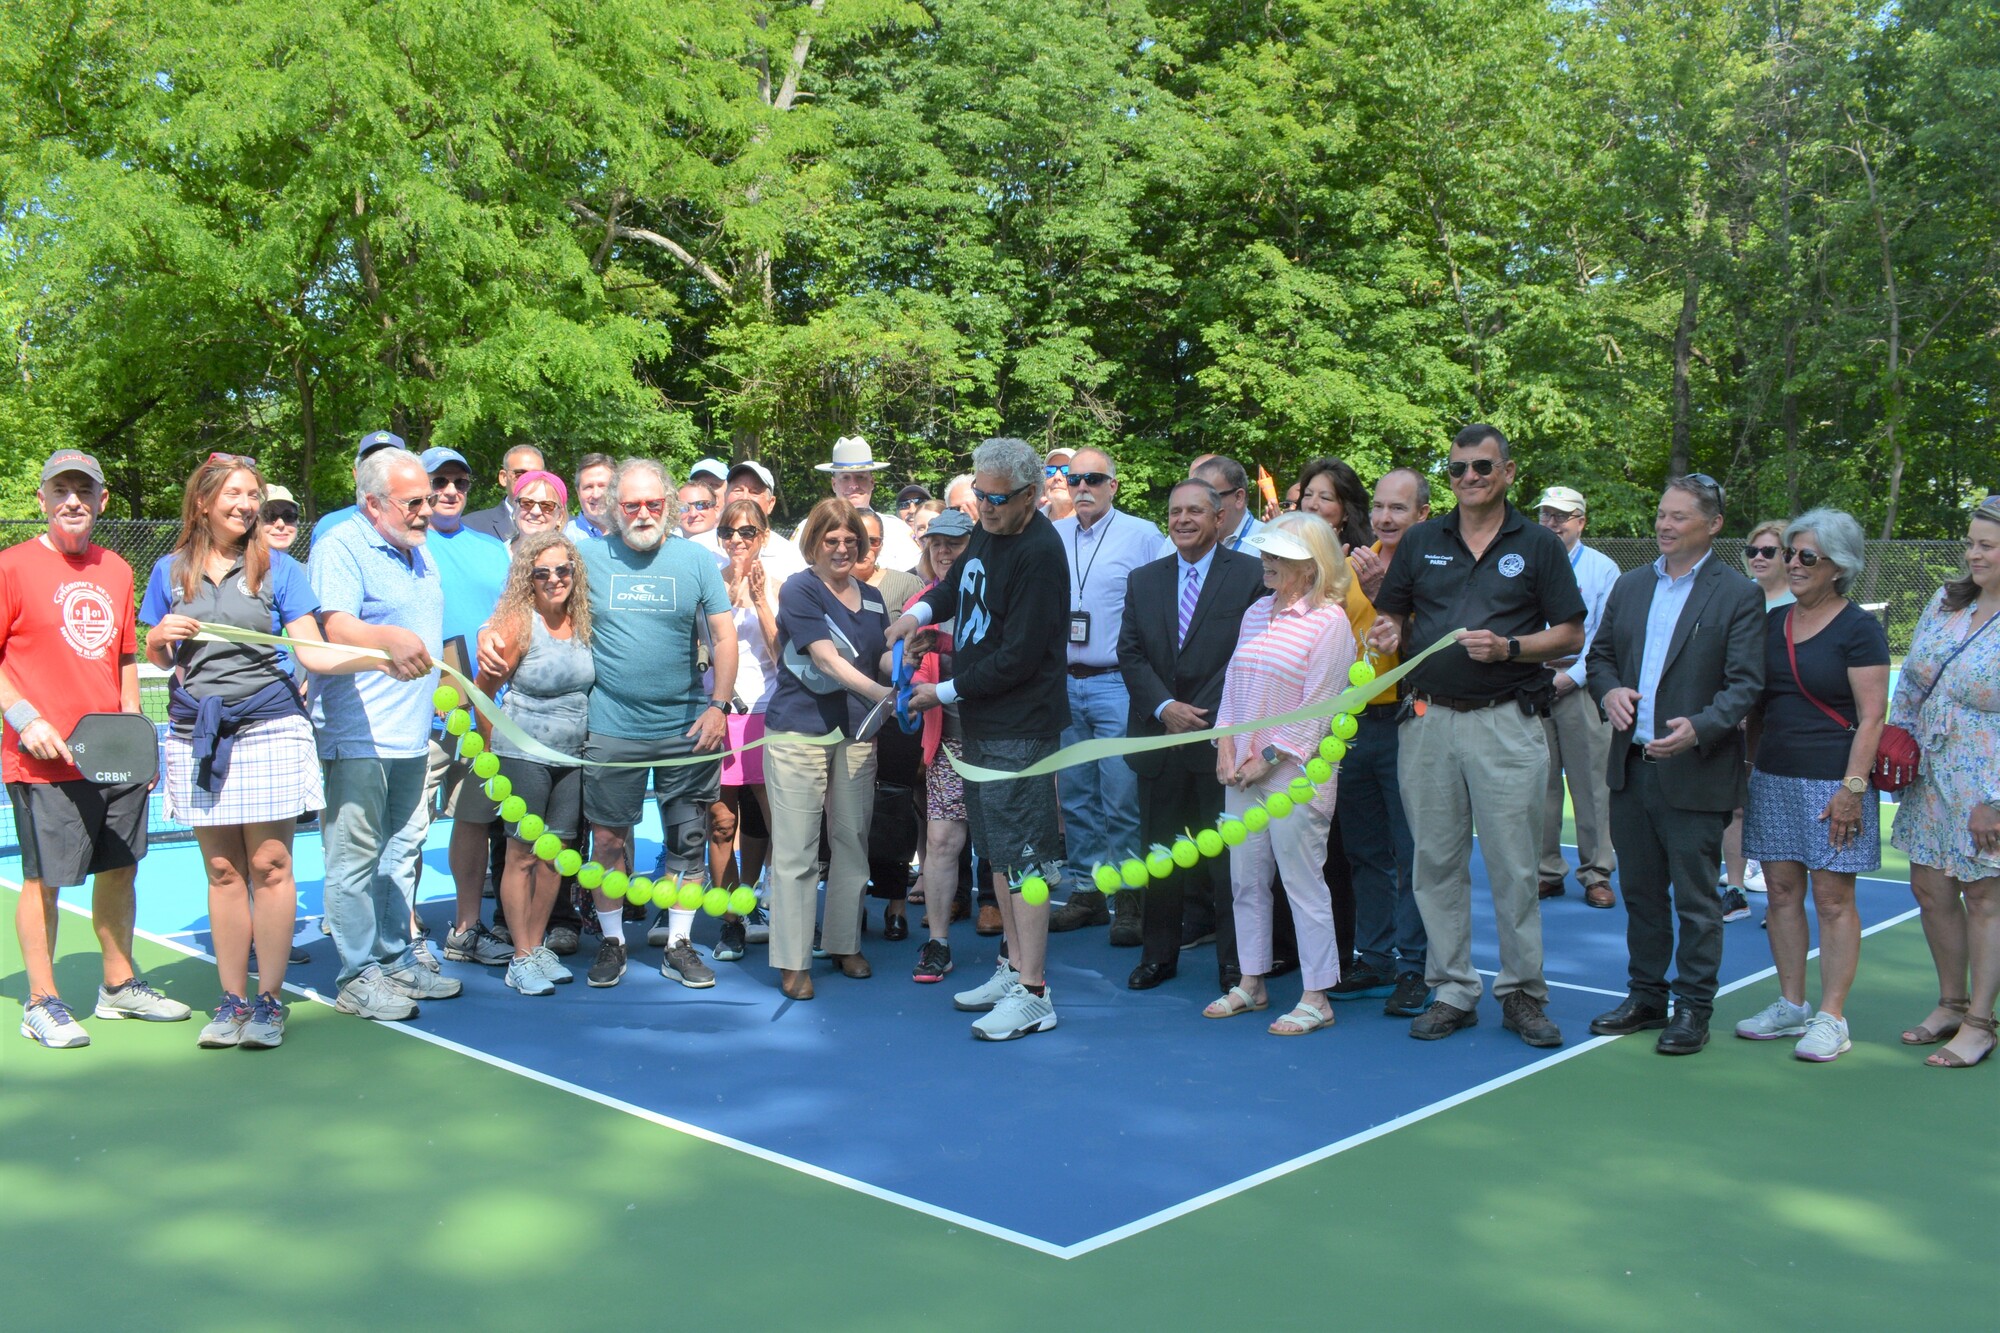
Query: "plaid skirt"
164 713 325 827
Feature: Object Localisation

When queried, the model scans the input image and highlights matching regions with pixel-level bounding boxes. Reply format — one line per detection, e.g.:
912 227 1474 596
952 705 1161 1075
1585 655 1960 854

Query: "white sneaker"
1744 861 1767 893
21 996 90 1048
198 994 252 1048
529 946 572 985
505 954 554 996
238 994 286 1049
1793 1011 1851 1062
1735 996 1811 1040
971 983 1058 1042
952 958 1020 1012
94 978 192 1022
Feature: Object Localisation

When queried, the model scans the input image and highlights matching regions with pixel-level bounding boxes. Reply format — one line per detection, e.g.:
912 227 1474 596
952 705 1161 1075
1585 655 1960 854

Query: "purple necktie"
1178 566 1199 646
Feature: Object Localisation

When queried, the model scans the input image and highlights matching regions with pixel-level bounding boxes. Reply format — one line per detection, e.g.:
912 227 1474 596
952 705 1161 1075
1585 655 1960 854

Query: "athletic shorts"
8 778 149 888
960 734 1065 882
497 756 584 843
582 732 722 831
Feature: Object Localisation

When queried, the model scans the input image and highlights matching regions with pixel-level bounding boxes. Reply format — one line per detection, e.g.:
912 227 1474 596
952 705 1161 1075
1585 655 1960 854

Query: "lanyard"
1226 514 1252 551
1071 511 1116 601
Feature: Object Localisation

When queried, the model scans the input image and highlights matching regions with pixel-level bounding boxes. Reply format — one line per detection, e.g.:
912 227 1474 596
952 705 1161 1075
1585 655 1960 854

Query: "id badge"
1068 611 1091 645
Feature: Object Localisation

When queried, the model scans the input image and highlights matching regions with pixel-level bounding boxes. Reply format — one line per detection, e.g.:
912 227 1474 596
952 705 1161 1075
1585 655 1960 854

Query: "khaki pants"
764 737 876 971
1398 702 1549 1010
1539 685 1615 887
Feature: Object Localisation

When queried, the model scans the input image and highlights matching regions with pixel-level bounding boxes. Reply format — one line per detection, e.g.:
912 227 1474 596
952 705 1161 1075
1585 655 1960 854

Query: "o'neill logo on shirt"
609 574 678 612
956 559 991 647
1498 554 1526 579
53 580 118 658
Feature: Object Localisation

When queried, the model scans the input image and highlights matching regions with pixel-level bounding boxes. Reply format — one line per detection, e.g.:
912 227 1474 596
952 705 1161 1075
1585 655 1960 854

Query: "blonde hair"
1743 518 1786 570
1269 511 1351 607
491 532 592 649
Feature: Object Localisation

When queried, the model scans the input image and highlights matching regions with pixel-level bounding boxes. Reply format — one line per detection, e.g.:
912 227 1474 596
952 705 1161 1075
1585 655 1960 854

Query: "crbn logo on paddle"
955 559 991 647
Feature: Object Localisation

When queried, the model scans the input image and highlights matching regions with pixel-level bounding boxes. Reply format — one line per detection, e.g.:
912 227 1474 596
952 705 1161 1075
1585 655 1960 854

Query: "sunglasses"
1744 544 1781 560
1782 546 1825 567
207 451 257 467
260 504 299 524
516 498 563 519
718 525 764 541
431 475 472 492
682 499 714 512
619 498 667 516
1044 464 1069 478
530 563 575 584
1071 471 1114 488
1446 458 1499 478
973 483 1033 508
385 493 435 516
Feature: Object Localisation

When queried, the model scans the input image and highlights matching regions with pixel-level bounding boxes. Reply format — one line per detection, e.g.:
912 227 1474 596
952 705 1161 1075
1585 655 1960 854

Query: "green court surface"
4 875 1995 1331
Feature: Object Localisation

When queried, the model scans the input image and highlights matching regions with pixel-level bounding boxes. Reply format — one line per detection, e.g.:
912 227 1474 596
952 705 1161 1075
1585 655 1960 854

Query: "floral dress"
1889 591 2000 881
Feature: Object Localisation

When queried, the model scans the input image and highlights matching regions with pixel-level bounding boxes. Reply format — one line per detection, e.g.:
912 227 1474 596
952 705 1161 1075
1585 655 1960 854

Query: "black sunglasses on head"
1446 458 1499 478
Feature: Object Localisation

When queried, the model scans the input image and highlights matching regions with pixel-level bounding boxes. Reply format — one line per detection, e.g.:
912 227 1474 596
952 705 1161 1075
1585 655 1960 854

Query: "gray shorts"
497 756 584 842
425 738 497 823
8 779 149 888
582 732 722 831
961 734 1065 882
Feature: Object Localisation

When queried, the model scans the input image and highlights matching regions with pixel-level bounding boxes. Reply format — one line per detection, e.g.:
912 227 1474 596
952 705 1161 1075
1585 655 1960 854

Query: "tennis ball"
1330 712 1359 741
601 871 629 900
457 731 485 758
678 882 706 911
1305 757 1334 784
577 861 605 889
702 886 729 916
1171 837 1200 869
499 794 527 823
516 813 545 843
1287 777 1315 803
555 849 583 876
1219 819 1247 846
1145 847 1175 879
1241 806 1269 833
1348 659 1377 687
1265 792 1295 820
1119 857 1150 889
533 833 562 861
1092 863 1122 894
444 709 471 737
472 751 501 779
432 685 460 712
485 775 513 803
1019 875 1050 906
1318 736 1347 764
625 877 652 906
1195 828 1225 858
728 885 758 915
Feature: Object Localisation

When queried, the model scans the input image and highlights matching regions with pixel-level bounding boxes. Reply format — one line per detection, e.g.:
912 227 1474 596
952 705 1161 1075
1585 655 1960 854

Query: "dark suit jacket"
1585 552 1766 811
1119 546 1269 778
461 504 514 542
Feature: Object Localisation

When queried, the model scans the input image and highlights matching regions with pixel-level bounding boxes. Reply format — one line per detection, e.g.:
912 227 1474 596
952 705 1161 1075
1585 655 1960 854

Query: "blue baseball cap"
421 446 470 475
356 429 404 460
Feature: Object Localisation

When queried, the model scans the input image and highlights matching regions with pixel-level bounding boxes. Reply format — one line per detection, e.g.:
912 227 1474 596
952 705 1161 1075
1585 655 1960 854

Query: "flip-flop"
1203 985 1267 1019
1268 1003 1334 1036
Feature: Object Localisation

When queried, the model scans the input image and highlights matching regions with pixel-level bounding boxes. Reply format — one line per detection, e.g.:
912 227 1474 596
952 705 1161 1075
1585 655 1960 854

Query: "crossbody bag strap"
1785 608 1854 732
1913 605 2000 709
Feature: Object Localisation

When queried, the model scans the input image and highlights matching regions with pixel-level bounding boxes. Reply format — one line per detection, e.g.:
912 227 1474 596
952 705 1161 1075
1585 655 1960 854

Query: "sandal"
1926 1014 1997 1068
1203 985 1268 1019
1268 1002 1334 1036
1900 996 1969 1045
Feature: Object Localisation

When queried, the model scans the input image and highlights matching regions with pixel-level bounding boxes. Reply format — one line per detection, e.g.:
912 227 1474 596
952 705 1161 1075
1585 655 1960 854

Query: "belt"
1630 744 1658 764
1411 691 1506 713
1362 701 1400 716
1067 664 1118 679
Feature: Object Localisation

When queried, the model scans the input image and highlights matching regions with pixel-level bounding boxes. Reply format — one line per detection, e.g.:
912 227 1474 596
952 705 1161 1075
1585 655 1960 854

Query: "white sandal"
1203 985 1268 1019
1268 1002 1333 1036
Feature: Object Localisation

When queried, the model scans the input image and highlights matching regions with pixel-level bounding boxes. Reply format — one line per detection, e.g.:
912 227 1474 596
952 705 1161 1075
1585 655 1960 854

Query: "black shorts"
497 756 584 842
8 779 149 888
960 734 1065 882
582 732 722 830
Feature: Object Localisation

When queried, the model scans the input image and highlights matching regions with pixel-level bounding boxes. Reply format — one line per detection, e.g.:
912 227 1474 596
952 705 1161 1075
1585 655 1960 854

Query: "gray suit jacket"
461 504 514 542
1586 553 1765 812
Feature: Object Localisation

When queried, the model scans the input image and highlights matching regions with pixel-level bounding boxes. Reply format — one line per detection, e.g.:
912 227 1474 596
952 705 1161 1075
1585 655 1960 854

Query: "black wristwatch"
1505 636 1521 660
706 699 731 714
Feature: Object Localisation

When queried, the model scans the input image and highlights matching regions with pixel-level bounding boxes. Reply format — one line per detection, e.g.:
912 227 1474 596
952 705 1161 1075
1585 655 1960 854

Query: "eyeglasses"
530 563 575 584
823 536 860 551
718 525 764 541
1215 485 1245 499
1744 544 1781 560
619 498 667 516
431 475 472 492
385 493 435 515
1044 465 1069 479
1782 546 1824 568
1071 471 1114 488
1279 500 1298 512
863 534 884 548
1539 508 1582 523
516 498 563 519
973 483 1033 508
260 504 299 524
1446 458 1498 478
682 499 714 512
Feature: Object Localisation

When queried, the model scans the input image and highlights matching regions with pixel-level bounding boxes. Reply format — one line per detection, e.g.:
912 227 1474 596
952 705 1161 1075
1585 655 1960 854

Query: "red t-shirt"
0 537 137 784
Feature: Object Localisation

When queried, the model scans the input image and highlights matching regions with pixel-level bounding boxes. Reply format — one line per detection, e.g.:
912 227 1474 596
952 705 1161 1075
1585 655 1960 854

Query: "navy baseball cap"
356 430 404 461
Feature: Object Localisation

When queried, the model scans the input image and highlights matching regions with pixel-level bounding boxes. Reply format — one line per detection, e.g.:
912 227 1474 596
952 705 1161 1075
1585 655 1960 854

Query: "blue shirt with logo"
578 533 729 740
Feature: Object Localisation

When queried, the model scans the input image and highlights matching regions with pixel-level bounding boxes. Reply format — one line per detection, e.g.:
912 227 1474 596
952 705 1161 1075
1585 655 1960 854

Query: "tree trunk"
294 353 319 525
1669 265 1699 480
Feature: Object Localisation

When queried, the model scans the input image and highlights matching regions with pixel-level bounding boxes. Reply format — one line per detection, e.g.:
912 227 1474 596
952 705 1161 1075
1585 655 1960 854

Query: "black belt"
1630 744 1658 764
1362 701 1399 716
1411 691 1507 713
1067 664 1118 679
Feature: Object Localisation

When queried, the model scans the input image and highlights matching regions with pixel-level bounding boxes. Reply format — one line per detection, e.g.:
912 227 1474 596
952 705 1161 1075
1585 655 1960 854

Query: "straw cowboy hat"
815 435 892 473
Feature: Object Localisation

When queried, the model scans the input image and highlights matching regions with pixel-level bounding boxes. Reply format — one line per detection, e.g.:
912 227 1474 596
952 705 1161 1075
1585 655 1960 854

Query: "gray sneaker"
383 961 463 1000
1734 996 1812 1041
411 936 442 973
1793 1011 1852 1062
239 994 286 1049
971 982 1058 1041
335 965 419 1021
198 993 252 1048
742 903 771 944
529 946 572 985
95 978 192 1022
20 996 90 1048
661 938 715 989
952 958 1021 1012
506 954 554 996
444 922 512 966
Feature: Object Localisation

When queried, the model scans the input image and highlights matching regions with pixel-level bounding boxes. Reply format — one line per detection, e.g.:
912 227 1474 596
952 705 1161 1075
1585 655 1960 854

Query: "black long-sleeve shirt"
917 512 1071 739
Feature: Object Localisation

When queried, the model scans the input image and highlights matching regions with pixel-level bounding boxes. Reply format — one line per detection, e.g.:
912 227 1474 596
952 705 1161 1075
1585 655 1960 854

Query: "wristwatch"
1261 744 1281 766
1505 636 1521 660
706 699 731 714
1840 775 1867 795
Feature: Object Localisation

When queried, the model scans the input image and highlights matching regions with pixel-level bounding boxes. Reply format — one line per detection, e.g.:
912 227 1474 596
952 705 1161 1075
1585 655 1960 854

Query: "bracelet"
5 700 41 733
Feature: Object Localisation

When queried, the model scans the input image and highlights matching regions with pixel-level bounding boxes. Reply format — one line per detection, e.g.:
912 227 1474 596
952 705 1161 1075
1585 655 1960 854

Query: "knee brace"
659 799 708 882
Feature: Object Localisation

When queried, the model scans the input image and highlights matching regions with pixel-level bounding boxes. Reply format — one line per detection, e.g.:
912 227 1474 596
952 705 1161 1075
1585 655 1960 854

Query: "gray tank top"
491 615 594 762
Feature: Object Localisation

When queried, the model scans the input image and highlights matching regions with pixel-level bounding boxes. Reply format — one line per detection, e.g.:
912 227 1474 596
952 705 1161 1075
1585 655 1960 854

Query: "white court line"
1476 970 1625 998
13 873 1923 1261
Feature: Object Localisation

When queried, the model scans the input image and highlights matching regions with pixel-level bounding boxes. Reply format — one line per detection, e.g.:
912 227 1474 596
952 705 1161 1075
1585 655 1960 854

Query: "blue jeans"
321 756 428 986
1337 707 1425 976
1058 673 1142 889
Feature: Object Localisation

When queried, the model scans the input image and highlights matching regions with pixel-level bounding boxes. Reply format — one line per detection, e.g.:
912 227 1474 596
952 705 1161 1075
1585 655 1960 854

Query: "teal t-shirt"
424 522 511 651
579 533 728 739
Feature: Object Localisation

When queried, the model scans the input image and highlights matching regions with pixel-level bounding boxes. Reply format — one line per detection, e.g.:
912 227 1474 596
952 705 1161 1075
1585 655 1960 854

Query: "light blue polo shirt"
307 516 444 759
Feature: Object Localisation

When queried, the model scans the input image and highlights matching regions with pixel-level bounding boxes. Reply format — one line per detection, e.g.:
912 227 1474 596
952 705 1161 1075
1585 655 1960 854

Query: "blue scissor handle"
892 640 921 733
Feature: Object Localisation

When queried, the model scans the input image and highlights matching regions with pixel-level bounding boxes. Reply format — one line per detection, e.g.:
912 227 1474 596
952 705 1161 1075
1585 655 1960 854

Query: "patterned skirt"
1743 768 1880 875
164 714 324 828
925 738 968 822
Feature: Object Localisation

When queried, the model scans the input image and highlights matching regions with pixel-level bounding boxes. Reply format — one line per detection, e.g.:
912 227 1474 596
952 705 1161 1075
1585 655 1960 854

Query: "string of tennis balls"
1009 659 1378 904
431 685 759 917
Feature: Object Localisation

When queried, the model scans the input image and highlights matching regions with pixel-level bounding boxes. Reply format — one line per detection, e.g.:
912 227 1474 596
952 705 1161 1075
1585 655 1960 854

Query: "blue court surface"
24 815 1915 1254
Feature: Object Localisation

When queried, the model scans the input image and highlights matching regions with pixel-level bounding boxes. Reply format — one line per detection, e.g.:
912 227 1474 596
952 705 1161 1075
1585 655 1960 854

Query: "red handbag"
1784 610 1916 793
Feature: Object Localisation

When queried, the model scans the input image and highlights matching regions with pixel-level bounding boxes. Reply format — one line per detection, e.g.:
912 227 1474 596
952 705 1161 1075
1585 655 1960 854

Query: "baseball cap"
728 460 775 490
356 429 404 461
40 449 105 486
1045 447 1074 464
895 484 933 506
421 446 470 475
690 457 729 484
1536 485 1587 515
262 484 296 507
923 509 975 539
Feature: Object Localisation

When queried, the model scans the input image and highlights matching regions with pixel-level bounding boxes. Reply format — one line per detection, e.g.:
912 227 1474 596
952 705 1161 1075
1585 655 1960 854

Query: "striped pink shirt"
1218 597 1356 765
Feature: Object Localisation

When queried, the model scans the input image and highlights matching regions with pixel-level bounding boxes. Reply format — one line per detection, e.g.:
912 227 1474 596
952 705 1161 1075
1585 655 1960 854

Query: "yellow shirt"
1343 542 1400 705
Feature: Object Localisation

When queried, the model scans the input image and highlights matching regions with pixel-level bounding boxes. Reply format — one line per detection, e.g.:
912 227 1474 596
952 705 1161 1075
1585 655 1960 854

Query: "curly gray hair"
969 437 1043 496
1784 507 1866 595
